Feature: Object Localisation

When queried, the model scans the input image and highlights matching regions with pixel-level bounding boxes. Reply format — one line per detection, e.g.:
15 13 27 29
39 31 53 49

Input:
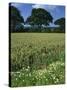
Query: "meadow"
11 33 65 87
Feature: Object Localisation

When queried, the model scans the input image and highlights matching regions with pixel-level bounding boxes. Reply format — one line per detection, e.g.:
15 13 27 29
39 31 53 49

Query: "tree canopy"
54 17 65 32
9 4 65 33
9 5 24 32
26 8 53 28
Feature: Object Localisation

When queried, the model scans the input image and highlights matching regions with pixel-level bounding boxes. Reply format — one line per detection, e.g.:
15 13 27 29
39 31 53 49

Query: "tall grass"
11 33 65 87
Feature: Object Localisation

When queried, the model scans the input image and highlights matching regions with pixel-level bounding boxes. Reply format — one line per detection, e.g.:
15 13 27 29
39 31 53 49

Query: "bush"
13 24 24 32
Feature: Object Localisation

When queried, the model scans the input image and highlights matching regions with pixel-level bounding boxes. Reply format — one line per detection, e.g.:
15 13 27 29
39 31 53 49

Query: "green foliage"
26 8 53 28
9 5 24 32
11 61 65 87
11 33 65 87
54 17 65 32
15 24 24 32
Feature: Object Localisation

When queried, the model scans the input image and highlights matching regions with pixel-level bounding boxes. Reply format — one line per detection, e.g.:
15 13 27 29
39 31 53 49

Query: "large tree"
54 17 65 32
9 5 24 32
26 8 53 29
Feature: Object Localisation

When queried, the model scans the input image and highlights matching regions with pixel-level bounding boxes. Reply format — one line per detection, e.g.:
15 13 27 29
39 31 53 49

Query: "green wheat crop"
10 33 65 87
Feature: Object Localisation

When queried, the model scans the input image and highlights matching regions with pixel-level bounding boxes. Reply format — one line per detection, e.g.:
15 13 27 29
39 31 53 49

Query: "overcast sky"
11 3 65 27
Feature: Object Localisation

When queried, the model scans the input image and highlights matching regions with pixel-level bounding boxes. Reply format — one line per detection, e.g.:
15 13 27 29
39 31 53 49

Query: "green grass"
11 33 65 87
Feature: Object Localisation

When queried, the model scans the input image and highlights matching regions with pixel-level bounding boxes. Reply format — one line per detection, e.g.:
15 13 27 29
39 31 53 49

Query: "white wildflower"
22 73 24 75
46 78 48 81
23 67 25 70
29 73 31 77
26 68 29 71
19 74 21 78
16 78 18 80
23 80 24 82
27 66 30 69
56 78 59 82
26 74 28 77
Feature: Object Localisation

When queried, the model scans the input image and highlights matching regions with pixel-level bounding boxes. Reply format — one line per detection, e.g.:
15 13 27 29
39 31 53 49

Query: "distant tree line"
9 4 65 33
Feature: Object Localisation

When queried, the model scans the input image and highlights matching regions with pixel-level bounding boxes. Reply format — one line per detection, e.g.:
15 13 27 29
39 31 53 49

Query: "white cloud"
32 4 44 9
11 3 19 7
11 3 23 8
44 5 57 11
32 4 57 11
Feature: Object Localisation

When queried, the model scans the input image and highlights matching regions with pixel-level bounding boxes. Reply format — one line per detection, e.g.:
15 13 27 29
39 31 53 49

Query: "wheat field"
11 33 65 87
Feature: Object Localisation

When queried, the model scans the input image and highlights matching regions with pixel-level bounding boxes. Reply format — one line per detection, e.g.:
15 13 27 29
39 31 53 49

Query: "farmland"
11 33 65 87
